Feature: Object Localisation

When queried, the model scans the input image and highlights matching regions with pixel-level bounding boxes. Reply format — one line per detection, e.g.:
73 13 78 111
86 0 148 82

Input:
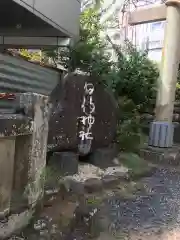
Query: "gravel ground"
9 167 180 240
100 167 180 239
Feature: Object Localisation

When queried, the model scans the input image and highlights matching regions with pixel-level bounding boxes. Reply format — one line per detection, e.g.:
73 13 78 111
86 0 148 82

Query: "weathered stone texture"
18 93 50 206
0 92 50 238
0 138 15 218
48 73 117 154
89 145 118 168
49 152 78 176
140 144 180 165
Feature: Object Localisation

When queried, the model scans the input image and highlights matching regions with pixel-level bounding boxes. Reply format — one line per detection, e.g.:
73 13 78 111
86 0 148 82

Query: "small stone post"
149 0 180 147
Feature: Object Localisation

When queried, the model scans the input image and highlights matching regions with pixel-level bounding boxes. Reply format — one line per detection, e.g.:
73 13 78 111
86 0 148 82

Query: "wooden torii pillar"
129 1 180 148
149 0 180 147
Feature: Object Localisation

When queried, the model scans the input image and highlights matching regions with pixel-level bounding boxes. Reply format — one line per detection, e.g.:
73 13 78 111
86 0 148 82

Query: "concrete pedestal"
12 93 50 209
20 93 50 207
149 121 174 147
12 135 32 213
0 93 50 238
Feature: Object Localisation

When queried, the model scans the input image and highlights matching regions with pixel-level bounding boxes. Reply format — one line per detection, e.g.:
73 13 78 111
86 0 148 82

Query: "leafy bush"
43 8 159 153
118 153 151 178
116 97 147 152
106 42 159 113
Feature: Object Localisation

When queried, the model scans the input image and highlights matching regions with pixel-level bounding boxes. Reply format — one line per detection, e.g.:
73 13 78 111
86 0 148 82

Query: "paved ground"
10 167 180 240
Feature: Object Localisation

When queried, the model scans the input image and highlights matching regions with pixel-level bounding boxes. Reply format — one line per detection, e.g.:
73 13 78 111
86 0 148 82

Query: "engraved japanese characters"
78 82 95 154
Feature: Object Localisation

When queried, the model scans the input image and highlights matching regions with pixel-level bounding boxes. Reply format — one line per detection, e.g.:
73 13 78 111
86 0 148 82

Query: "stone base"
0 209 34 239
89 145 118 168
140 144 180 166
61 165 128 195
149 121 174 148
49 152 78 176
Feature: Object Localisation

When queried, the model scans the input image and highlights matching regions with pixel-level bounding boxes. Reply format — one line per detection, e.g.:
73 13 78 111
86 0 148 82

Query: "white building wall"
127 20 165 62
81 0 165 62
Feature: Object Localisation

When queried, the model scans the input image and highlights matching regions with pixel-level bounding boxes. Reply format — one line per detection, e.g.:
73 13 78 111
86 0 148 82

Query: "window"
149 21 164 42
148 40 163 49
151 22 163 31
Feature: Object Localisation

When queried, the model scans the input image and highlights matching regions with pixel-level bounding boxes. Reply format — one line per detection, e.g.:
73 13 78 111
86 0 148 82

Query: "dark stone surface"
49 152 78 176
48 72 117 154
0 115 32 137
173 123 180 143
61 178 85 195
89 146 118 168
102 175 120 188
84 178 103 193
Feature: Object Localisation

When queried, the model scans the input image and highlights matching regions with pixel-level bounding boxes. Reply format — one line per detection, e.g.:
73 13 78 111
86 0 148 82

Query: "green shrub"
116 97 148 152
108 41 159 113
43 9 158 153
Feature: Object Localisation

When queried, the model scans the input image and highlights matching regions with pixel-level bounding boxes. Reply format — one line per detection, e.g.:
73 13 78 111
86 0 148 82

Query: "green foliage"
43 7 159 153
43 7 110 74
118 153 151 178
176 70 180 100
116 97 147 152
102 42 159 153
68 8 105 72
43 8 159 114
105 42 159 112
18 49 42 62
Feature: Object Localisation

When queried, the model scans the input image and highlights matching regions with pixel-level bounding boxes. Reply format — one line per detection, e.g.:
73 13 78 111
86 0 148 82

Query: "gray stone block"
84 178 103 193
140 144 180 166
62 177 85 195
89 145 118 168
174 123 180 144
102 175 120 188
50 152 78 176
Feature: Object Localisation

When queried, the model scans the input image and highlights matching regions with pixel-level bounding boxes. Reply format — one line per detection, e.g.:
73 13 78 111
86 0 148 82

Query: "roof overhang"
0 0 80 47
0 37 71 49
